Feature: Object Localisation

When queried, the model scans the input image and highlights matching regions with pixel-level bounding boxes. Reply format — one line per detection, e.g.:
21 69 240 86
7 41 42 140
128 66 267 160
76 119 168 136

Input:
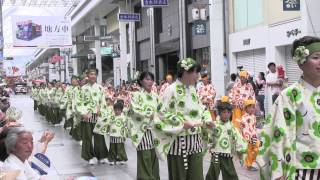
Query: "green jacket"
76 83 107 116
128 89 159 148
153 80 212 160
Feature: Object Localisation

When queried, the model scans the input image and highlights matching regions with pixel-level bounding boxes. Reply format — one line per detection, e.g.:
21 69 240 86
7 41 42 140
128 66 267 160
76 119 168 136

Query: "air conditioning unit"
200 8 206 20
192 8 200 21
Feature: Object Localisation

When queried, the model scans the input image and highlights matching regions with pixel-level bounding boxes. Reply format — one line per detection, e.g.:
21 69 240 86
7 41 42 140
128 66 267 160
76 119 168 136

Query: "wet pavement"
12 95 259 180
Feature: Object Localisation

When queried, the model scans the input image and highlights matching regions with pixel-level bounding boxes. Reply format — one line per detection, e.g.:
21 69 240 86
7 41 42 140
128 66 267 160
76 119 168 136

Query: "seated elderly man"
2 127 54 180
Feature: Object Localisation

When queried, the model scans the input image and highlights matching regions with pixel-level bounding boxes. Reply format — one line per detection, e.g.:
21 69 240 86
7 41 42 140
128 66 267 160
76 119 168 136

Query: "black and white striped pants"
110 136 125 143
296 169 320 180
168 134 203 155
136 129 154 151
168 134 203 170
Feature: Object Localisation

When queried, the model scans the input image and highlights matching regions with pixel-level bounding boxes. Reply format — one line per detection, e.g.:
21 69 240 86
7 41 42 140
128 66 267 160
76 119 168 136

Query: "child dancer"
205 96 247 180
239 99 260 171
108 101 128 165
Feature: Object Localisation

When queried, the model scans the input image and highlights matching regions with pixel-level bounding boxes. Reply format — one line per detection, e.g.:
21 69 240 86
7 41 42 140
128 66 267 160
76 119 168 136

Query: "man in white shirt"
265 62 282 114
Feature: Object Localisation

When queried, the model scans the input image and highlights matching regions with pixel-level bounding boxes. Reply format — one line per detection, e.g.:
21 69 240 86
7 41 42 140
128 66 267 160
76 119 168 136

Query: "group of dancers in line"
30 36 320 180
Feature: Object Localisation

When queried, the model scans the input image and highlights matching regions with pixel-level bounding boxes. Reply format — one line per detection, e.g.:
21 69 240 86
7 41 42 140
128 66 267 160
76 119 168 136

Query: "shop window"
234 0 263 31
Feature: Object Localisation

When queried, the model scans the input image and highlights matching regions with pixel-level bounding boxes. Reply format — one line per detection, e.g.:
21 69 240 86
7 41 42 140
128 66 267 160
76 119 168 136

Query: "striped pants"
296 169 320 180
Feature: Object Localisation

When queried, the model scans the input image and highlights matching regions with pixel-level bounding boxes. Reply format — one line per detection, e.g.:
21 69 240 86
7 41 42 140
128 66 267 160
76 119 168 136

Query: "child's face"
246 104 255 115
114 108 122 116
220 110 231 122
106 99 113 106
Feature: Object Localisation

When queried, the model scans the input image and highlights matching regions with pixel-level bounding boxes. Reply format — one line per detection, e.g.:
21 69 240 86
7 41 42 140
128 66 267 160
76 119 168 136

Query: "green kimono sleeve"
131 92 153 118
75 88 89 116
155 90 184 135
231 127 248 154
60 88 69 109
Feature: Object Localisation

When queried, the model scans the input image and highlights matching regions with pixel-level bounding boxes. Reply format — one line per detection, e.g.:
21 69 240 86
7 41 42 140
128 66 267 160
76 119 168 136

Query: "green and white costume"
205 117 247 180
53 87 64 124
60 85 80 131
128 89 160 180
76 82 109 161
257 78 320 180
108 114 128 162
153 80 212 180
31 87 40 111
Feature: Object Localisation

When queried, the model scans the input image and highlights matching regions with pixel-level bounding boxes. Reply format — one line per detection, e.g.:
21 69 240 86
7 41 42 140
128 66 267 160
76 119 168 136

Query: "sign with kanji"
118 13 140 22
193 22 206 35
142 0 168 7
11 16 72 48
283 0 300 11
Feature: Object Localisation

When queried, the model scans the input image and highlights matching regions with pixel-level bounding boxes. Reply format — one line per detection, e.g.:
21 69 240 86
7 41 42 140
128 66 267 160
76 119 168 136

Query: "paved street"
12 94 259 180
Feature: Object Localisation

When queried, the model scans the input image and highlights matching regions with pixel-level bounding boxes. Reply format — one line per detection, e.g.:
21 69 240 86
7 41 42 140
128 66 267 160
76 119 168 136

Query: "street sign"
83 36 99 42
101 47 113 56
142 0 169 7
193 22 206 35
118 13 140 22
283 0 300 11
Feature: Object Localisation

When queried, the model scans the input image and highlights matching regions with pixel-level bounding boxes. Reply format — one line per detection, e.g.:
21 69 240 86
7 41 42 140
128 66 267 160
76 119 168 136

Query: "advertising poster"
12 16 72 48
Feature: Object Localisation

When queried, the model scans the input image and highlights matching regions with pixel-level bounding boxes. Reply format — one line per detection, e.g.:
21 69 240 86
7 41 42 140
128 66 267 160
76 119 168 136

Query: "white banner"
12 16 72 48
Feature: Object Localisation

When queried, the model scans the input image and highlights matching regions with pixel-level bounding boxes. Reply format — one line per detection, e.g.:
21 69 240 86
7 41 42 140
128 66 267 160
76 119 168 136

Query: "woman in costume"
258 36 320 180
154 58 213 180
128 71 160 180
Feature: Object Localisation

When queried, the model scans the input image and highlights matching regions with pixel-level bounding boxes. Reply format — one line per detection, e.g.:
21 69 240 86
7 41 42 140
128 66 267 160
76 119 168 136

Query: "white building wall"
229 19 304 75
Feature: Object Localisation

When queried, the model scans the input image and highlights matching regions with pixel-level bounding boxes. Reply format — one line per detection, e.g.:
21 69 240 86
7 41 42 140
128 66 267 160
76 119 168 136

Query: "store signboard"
118 13 140 22
193 22 206 35
12 16 72 48
142 0 168 7
283 0 300 11
101 47 113 55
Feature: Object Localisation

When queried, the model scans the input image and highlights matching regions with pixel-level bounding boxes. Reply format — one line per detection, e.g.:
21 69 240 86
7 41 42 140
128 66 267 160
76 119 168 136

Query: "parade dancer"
258 36 320 180
239 99 260 171
38 83 46 116
31 83 39 111
205 96 247 180
53 81 64 125
197 73 216 120
102 101 128 165
154 58 213 180
229 71 256 129
159 74 174 98
76 69 109 165
60 76 79 130
128 71 160 180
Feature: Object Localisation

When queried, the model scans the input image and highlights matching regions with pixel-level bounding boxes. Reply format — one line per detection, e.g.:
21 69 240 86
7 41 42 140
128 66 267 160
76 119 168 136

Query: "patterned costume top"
239 113 257 143
76 83 107 116
127 89 159 148
229 79 256 109
210 117 247 154
197 84 216 111
257 78 320 180
159 82 170 98
153 80 212 159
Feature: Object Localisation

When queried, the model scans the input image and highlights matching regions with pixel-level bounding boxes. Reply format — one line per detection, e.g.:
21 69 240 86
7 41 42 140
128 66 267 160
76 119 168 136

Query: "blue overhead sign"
142 0 168 7
118 13 140 22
